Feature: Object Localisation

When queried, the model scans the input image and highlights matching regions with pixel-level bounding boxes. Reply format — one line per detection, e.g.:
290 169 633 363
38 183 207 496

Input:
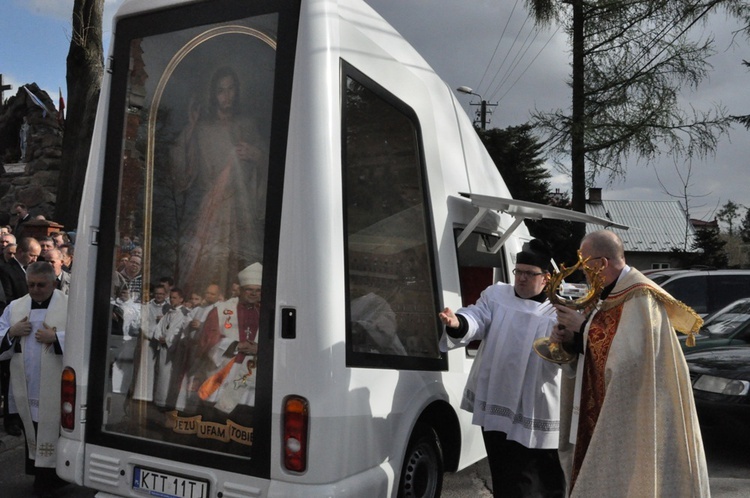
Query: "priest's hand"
9 316 31 338
438 307 459 329
237 340 258 355
550 324 574 344
35 322 58 344
553 304 586 333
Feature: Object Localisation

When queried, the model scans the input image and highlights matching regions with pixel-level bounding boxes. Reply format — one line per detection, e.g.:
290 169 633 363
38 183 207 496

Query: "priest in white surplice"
439 239 565 498
0 261 68 495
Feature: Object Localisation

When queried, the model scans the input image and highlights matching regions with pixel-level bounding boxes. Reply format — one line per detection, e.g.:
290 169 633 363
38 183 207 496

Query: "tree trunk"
55 0 104 228
570 0 586 241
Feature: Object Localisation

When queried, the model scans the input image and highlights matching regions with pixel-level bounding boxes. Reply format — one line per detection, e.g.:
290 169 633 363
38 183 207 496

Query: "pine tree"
477 125 550 204
741 209 750 244
477 125 579 265
691 228 729 268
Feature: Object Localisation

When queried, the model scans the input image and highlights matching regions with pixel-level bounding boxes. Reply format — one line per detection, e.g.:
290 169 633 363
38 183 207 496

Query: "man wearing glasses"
0 261 68 496
552 229 708 497
438 239 564 498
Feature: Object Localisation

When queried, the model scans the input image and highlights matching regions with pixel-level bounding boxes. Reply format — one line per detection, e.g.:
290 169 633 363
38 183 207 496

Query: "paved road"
0 429 95 497
1 422 747 497
443 425 750 497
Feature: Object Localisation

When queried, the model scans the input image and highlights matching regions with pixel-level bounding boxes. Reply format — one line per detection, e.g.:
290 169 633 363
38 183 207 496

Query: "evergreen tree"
477 125 579 266
690 227 729 268
717 200 743 237
477 125 550 204
741 209 750 244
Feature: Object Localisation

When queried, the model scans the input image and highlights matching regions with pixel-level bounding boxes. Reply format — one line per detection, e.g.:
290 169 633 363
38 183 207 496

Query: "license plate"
133 466 209 498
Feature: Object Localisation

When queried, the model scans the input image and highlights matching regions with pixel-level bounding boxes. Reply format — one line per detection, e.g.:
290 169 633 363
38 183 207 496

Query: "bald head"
204 284 221 305
17 237 41 267
580 230 626 286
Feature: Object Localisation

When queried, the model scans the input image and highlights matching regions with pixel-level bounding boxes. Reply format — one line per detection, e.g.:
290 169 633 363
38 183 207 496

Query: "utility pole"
475 99 498 130
456 86 497 130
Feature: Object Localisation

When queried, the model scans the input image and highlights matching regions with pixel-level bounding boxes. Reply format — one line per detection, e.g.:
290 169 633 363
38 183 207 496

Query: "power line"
487 23 541 102
495 25 562 104
479 12 533 98
476 0 522 93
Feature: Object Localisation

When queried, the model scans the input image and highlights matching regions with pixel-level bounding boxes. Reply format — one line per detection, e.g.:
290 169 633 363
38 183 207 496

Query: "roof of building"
586 199 696 253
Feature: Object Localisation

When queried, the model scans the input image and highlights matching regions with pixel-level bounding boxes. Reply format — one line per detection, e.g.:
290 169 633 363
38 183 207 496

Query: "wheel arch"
413 399 461 472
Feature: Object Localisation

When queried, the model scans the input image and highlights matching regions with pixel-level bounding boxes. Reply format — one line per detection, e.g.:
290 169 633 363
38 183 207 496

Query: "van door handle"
281 308 296 339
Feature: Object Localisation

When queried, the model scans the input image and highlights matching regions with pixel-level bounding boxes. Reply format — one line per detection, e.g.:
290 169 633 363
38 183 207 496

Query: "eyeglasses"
512 268 546 278
28 281 50 288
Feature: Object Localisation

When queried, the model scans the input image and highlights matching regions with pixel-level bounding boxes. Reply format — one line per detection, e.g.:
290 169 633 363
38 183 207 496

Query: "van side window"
342 65 442 368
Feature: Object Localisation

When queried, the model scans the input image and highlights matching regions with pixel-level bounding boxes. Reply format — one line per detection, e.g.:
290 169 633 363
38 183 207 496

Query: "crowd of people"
0 202 74 497
111 240 263 432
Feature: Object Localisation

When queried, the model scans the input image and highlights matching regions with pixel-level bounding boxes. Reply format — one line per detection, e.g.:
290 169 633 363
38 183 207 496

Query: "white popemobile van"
57 0 623 496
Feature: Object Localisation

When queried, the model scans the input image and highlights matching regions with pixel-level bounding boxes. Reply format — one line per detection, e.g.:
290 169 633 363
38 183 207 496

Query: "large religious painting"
104 13 277 460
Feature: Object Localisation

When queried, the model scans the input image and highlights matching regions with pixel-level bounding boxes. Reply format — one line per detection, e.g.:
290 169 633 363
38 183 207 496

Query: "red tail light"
61 367 76 430
283 395 309 472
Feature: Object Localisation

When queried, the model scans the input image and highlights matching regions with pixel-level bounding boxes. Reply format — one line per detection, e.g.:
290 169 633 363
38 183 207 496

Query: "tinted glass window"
734 326 750 343
708 275 750 314
649 274 671 285
98 11 279 465
701 299 750 338
663 275 708 314
343 68 442 367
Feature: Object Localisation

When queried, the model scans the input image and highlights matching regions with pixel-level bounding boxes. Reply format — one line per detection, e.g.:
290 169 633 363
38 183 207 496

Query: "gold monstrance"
533 251 605 364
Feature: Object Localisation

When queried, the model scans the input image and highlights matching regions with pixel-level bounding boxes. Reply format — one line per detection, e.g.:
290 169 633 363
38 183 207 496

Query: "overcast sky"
369 0 750 223
2 0 748 222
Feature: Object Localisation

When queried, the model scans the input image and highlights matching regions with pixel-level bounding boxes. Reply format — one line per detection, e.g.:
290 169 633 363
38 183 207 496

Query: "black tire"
397 424 444 498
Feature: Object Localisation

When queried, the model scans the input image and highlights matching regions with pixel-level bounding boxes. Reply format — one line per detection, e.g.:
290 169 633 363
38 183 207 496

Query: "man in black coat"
12 203 31 239
0 237 40 303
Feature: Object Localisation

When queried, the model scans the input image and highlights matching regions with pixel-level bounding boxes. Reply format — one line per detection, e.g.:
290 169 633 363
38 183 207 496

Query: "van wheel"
398 425 443 498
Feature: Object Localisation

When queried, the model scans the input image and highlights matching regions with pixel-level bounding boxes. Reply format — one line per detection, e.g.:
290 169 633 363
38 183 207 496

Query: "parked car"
645 268 750 316
680 297 750 352
684 346 750 438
